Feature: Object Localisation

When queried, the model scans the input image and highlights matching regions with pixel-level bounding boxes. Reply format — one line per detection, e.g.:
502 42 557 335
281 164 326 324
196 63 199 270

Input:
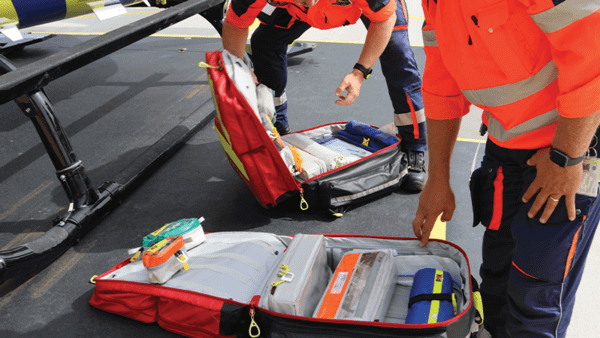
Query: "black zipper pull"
468 36 472 45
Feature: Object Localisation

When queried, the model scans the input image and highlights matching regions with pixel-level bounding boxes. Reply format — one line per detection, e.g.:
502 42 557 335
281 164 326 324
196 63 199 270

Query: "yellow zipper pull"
175 250 190 270
299 193 309 211
198 61 221 69
249 308 260 338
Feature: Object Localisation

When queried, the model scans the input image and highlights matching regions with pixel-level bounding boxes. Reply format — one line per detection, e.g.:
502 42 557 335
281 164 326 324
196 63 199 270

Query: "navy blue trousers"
250 0 426 152
470 139 600 337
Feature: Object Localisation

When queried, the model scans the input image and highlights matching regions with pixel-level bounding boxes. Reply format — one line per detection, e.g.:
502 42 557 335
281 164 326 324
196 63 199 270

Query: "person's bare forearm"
411 117 461 247
351 14 395 77
552 112 600 158
425 117 462 181
336 14 395 105
222 20 249 60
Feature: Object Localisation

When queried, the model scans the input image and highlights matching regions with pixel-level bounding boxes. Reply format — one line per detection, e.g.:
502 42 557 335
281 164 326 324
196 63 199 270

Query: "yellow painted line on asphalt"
29 31 104 36
30 240 97 299
187 84 205 99
0 276 36 309
458 137 486 143
0 181 53 221
28 31 222 39
75 10 162 19
249 19 261 31
429 214 446 240
30 31 426 46
151 33 220 38
0 228 38 251
294 37 422 47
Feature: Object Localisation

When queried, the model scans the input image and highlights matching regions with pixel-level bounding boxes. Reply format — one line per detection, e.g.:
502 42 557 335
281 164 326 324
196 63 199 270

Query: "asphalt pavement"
0 3 597 337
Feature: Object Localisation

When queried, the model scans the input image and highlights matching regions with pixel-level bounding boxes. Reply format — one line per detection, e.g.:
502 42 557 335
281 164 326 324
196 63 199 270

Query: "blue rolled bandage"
405 268 455 324
344 120 398 150
336 131 381 152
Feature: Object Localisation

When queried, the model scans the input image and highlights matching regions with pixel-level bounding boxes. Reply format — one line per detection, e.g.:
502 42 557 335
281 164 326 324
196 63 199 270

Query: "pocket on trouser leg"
511 194 596 283
469 167 483 227
469 161 503 229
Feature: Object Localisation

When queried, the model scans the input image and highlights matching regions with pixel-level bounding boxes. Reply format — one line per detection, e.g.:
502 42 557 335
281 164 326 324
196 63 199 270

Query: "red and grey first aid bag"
90 231 483 337
203 50 407 216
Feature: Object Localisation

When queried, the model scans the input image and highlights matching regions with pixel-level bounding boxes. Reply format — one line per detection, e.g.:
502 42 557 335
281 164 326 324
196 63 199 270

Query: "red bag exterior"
205 51 300 209
90 258 245 338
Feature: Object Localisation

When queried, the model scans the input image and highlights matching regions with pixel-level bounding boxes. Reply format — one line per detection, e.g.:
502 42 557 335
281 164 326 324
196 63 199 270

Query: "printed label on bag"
578 157 599 198
330 272 348 294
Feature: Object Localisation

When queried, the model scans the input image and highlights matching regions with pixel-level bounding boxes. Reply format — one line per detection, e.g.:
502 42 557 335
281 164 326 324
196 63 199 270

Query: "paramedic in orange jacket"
223 0 427 191
412 1 600 337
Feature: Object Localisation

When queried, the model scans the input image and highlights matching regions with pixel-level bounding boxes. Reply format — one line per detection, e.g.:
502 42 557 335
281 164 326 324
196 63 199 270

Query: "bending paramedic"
222 0 427 191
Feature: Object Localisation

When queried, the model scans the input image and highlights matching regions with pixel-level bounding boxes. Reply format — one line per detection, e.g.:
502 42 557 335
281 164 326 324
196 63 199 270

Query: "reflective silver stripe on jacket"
422 29 438 47
274 92 287 106
531 0 600 33
462 60 558 107
394 109 425 126
485 109 558 142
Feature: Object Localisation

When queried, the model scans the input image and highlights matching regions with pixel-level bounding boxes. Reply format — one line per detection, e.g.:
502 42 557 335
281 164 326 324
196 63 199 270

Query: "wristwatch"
549 147 585 167
353 63 372 79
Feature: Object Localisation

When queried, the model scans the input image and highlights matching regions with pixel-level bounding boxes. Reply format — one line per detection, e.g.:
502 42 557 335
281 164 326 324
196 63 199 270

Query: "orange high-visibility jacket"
226 0 396 30
421 0 600 149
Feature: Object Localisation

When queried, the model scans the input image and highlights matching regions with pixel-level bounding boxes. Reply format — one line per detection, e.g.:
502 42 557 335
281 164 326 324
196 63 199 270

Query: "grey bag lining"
192 264 251 284
101 233 470 325
101 232 287 304
199 252 262 271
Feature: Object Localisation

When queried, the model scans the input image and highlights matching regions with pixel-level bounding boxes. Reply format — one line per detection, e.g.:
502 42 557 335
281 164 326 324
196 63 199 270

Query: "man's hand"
334 70 364 106
522 147 582 223
412 180 455 247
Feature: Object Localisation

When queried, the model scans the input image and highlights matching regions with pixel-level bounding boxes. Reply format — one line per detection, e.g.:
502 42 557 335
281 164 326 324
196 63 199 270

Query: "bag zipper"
249 295 261 338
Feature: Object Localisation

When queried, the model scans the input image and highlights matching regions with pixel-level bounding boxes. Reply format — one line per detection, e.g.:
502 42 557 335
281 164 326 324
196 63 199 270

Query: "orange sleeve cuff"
225 9 255 29
423 90 471 120
362 0 396 23
557 74 600 118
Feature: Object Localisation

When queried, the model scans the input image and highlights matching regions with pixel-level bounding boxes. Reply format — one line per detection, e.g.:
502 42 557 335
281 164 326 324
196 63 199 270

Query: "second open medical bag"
203 50 408 216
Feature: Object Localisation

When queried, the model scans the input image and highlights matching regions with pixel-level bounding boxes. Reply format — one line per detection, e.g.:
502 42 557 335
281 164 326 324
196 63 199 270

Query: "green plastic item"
142 218 201 248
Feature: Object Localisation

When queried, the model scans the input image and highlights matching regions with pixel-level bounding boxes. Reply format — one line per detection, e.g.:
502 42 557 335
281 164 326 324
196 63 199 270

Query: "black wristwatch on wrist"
549 147 585 167
353 63 372 79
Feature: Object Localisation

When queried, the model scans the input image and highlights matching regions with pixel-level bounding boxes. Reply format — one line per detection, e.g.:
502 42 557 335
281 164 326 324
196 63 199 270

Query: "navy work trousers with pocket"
469 139 600 338
250 0 426 152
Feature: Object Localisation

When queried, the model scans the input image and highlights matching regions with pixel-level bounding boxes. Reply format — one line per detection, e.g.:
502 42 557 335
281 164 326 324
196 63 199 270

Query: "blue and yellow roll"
0 0 143 29
405 268 456 324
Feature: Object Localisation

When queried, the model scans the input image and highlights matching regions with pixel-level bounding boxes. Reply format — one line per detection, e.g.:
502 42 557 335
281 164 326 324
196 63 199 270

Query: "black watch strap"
353 63 372 79
550 147 585 167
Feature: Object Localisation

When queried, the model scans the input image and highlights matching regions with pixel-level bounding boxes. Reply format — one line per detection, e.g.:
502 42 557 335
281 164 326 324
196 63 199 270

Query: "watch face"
550 148 584 167
550 149 567 167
